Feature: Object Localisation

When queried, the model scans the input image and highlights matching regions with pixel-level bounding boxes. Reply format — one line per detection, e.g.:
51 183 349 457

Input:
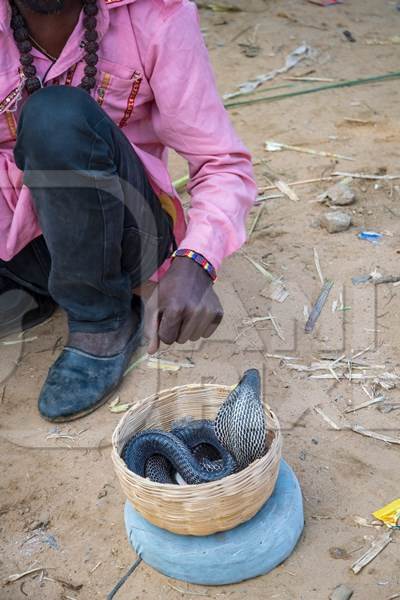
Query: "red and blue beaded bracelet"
171 249 217 282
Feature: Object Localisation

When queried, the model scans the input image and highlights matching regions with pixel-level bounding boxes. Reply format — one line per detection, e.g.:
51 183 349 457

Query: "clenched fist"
144 257 223 354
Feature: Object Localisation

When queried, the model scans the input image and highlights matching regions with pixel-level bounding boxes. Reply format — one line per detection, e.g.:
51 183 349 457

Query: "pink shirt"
0 0 256 276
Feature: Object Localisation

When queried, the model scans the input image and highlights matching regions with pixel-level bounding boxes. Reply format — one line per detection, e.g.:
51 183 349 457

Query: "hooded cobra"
122 369 267 484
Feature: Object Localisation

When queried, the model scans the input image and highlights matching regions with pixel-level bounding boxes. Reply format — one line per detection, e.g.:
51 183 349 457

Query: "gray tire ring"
124 460 304 585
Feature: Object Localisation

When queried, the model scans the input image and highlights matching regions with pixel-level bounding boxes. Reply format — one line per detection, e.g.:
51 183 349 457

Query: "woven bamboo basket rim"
112 383 282 492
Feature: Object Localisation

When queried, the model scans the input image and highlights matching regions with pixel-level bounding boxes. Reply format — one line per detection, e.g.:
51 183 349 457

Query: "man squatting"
0 0 256 421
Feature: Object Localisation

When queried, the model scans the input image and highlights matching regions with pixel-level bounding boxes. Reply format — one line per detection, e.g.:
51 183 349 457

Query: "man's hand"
144 257 223 354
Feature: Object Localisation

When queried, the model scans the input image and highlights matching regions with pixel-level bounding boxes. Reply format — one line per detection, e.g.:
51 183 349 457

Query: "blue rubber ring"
124 459 304 585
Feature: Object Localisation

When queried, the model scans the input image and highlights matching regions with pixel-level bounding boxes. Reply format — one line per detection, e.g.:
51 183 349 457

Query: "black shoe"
0 276 57 339
38 297 144 422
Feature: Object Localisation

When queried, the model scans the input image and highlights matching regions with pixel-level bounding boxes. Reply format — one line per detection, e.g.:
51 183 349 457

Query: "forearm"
182 151 256 270
147 0 257 271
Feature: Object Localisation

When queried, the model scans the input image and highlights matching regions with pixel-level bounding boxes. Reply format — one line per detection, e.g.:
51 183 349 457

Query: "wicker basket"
112 383 282 536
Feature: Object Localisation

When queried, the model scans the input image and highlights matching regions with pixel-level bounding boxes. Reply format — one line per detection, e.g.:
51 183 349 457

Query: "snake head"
214 368 265 470
239 368 261 398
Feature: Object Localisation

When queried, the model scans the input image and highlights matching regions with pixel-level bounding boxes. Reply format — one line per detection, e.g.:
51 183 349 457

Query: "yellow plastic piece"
373 498 400 527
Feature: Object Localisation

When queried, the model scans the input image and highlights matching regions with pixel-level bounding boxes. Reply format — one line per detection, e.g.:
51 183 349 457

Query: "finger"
144 291 157 338
147 314 161 355
179 300 223 343
147 328 161 355
177 314 198 344
202 298 224 339
179 307 224 343
177 307 208 344
190 309 222 342
203 310 223 338
158 308 184 346
144 294 161 355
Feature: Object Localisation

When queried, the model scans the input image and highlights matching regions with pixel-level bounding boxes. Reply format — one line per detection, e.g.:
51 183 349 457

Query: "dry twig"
265 140 354 161
241 253 275 281
351 424 400 445
167 582 210 596
351 531 392 574
5 567 45 584
248 203 266 239
344 396 385 413
313 247 324 285
263 167 299 202
89 562 102 574
259 175 336 192
333 171 400 181
314 406 341 430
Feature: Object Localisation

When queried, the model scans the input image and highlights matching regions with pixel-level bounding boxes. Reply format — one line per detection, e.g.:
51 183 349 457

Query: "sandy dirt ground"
1 0 400 598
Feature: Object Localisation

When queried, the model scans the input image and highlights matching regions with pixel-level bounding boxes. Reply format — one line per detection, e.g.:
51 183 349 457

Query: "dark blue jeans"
0 86 173 333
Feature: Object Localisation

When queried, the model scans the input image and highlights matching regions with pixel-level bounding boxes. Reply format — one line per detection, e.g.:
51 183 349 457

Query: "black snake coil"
122 369 267 485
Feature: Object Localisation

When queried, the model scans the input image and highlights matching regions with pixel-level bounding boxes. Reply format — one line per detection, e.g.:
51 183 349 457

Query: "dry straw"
112 383 282 536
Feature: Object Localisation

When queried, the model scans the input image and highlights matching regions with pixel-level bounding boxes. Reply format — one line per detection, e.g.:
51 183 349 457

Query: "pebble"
329 584 353 600
321 211 352 233
309 217 321 229
27 512 50 531
321 181 356 206
329 547 349 560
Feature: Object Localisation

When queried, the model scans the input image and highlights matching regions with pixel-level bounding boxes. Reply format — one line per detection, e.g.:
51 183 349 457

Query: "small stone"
329 583 353 600
321 211 352 233
299 450 306 461
27 512 50 531
309 217 321 229
322 181 356 206
329 547 350 560
39 512 50 527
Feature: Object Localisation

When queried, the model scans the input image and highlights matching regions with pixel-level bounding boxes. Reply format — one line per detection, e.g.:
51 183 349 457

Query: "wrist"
169 255 213 286
171 249 217 282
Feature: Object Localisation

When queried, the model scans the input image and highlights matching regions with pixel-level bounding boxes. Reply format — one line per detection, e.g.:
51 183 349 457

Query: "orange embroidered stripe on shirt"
97 73 112 107
119 72 142 128
0 87 21 114
5 111 17 140
65 64 78 86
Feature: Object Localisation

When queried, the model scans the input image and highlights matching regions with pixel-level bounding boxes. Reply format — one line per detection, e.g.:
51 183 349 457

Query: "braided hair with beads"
10 0 99 95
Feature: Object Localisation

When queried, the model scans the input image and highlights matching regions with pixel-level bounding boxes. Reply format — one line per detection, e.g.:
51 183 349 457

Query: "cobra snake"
122 369 267 484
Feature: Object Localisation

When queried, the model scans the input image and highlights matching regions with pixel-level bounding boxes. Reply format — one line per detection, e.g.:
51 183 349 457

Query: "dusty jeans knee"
7 86 173 333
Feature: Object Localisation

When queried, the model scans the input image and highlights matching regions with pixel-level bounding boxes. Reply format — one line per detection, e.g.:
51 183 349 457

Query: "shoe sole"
41 383 121 423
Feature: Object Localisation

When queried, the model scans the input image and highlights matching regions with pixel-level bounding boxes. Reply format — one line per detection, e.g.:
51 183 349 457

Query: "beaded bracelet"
171 249 217 282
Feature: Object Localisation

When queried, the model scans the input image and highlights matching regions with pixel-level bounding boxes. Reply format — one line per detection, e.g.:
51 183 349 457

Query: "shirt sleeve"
0 148 41 261
146 0 257 271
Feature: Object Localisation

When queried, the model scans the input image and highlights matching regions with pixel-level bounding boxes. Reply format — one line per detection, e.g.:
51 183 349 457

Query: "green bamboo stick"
224 71 400 109
172 174 189 191
241 82 295 96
